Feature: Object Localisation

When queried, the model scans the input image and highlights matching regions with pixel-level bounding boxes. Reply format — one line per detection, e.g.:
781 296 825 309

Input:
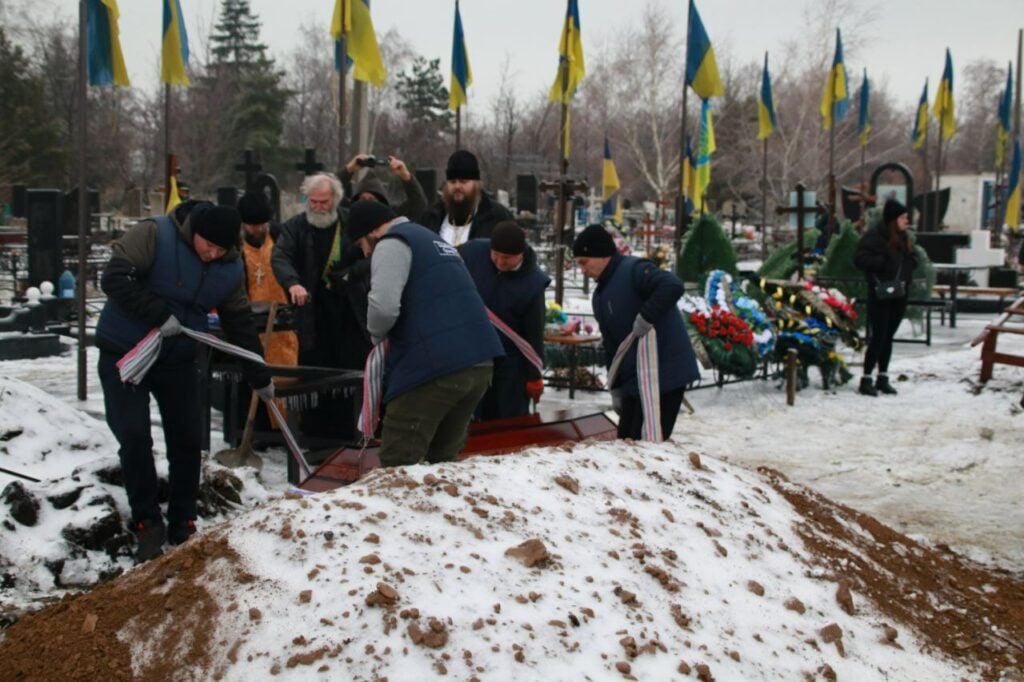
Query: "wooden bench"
970 296 1024 381
933 285 1019 327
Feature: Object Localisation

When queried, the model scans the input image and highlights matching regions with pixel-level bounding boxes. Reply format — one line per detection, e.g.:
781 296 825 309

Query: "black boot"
168 519 197 546
133 519 166 564
858 377 878 397
876 375 898 395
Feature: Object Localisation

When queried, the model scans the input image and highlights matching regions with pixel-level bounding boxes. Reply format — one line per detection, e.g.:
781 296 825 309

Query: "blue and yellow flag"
858 69 871 147
1006 138 1021 231
86 0 129 87
819 29 848 130
682 138 696 215
932 48 955 141
685 1 724 99
911 80 929 150
331 0 387 86
996 64 1012 167
694 99 716 213
602 135 622 224
166 175 182 213
548 0 585 103
448 0 472 111
757 52 776 140
161 0 190 86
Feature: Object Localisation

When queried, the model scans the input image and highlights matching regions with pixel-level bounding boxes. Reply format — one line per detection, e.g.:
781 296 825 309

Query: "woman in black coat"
853 199 917 396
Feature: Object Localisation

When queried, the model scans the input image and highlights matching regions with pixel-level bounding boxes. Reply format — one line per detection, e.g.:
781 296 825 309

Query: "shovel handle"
239 302 278 449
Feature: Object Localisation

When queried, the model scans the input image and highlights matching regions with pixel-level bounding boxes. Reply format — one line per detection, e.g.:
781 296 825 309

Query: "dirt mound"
763 467 1024 679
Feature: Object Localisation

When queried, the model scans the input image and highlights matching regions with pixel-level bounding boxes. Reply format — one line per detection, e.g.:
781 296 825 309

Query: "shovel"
215 302 278 470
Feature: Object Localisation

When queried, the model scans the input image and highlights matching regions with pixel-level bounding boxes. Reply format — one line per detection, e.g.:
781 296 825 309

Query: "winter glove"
632 313 653 338
159 315 183 337
253 381 275 402
525 379 545 402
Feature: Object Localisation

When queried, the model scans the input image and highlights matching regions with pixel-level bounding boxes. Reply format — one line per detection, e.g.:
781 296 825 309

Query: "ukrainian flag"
86 0 129 87
602 135 622 224
161 0 190 86
685 1 723 100
694 99 716 213
858 69 871 147
448 0 472 111
548 0 585 103
331 0 387 86
932 48 955 141
166 175 182 213
996 64 1012 167
911 80 929 151
681 138 696 215
819 29 848 130
1006 138 1021 231
757 52 776 140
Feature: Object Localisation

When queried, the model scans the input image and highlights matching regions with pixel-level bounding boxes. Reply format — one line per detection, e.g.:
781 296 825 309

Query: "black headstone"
914 232 969 264
217 187 238 207
26 189 64 287
11 185 27 218
516 174 539 214
63 187 100 235
415 169 439 201
253 173 281 223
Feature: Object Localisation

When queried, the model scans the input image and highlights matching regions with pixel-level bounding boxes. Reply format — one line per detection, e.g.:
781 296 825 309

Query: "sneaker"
875 375 898 395
133 519 166 563
858 377 878 397
168 519 197 546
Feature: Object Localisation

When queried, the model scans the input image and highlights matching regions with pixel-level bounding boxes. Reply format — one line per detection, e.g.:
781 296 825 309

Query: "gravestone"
63 187 99 235
11 185 27 218
953 230 1004 287
516 174 539 214
253 173 281 223
916 233 970 264
26 190 64 288
294 148 325 176
234 149 262 192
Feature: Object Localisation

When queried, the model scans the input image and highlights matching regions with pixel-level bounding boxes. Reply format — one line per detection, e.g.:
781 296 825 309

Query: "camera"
356 156 389 168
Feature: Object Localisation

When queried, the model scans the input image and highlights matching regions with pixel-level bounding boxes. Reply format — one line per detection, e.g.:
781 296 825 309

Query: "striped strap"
358 339 390 437
485 308 544 373
264 398 312 479
116 327 266 385
607 329 663 442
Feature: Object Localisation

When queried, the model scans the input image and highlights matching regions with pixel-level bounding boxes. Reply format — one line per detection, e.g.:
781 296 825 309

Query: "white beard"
306 208 337 229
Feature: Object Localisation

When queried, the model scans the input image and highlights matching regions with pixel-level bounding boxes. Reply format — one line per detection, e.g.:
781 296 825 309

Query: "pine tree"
396 57 452 129
677 214 739 281
210 0 269 67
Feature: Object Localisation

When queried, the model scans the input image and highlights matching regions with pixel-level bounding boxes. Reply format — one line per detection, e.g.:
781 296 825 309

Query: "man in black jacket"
460 222 550 419
96 201 273 562
340 153 428 221
420 150 513 246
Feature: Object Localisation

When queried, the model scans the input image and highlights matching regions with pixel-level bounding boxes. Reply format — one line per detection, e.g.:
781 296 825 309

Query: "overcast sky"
43 1 1024 111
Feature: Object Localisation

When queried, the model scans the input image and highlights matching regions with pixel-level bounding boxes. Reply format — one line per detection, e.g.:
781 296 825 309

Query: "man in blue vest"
572 224 699 440
96 201 274 562
346 200 504 467
459 221 549 419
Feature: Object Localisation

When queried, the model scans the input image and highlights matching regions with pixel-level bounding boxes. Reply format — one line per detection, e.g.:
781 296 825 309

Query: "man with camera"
421 150 513 247
341 153 428 222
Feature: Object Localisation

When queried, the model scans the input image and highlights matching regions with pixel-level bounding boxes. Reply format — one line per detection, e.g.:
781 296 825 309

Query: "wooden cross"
538 177 589 305
234 149 262 192
726 201 746 239
774 182 824 280
295 148 325 176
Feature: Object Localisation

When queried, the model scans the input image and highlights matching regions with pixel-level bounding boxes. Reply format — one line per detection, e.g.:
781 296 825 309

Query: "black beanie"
347 200 397 243
490 221 526 255
883 198 908 224
572 224 616 258
237 192 272 224
446 149 480 180
191 203 241 250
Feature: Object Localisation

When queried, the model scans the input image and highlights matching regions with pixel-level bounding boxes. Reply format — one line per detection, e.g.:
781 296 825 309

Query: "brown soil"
0 533 241 681
761 467 1024 680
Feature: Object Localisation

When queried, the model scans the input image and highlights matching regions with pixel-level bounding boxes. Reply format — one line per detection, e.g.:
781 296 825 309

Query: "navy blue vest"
461 239 550 361
592 256 699 396
381 223 503 402
96 217 243 363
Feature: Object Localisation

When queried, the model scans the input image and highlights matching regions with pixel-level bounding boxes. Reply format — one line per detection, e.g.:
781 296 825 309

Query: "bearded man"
271 173 366 438
421 150 513 246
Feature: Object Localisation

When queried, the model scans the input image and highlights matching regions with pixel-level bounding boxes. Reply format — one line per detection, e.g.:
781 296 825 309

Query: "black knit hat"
347 200 397 243
883 198 908 224
191 203 240 250
446 150 480 180
490 221 526 255
572 224 616 258
237 192 272 225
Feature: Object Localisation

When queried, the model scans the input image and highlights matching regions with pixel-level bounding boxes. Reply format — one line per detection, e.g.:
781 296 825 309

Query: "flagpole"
554 59 569 306
164 84 171 203
675 0 694 262
337 3 348 175
859 141 866 222
455 107 461 151
76 0 88 401
827 77 837 246
761 137 768 259
933 104 943 230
